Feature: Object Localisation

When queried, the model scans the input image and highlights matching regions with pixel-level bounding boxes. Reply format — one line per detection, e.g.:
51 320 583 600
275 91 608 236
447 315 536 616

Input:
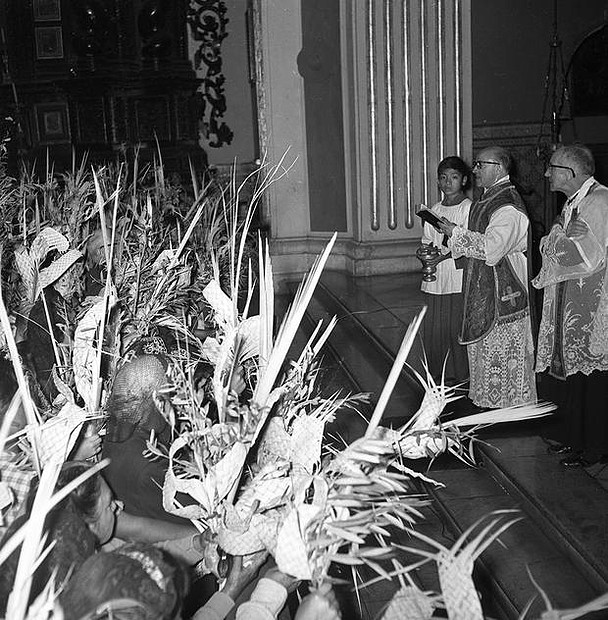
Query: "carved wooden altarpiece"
0 0 207 174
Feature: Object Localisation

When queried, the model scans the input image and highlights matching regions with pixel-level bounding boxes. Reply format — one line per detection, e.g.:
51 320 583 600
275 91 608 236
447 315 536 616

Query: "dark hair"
0 462 99 616
57 460 103 524
0 357 17 413
437 156 471 190
59 543 189 620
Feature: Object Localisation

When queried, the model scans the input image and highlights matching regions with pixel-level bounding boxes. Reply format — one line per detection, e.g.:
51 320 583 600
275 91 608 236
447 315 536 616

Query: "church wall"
191 1 608 281
195 1 608 168
188 0 256 167
300 0 348 233
471 0 608 243
472 0 608 126
250 0 472 281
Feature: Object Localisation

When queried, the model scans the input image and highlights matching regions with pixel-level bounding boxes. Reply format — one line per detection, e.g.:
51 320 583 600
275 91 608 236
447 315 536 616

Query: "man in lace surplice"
533 144 608 467
437 146 537 409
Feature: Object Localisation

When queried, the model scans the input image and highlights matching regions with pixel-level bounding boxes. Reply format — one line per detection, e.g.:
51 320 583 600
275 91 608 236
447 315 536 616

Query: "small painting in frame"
33 0 61 22
35 26 64 59
36 103 70 144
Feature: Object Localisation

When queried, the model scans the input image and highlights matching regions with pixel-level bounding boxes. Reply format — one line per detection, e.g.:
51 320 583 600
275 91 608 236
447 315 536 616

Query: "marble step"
425 458 602 618
304 275 608 618
477 434 608 592
284 280 423 443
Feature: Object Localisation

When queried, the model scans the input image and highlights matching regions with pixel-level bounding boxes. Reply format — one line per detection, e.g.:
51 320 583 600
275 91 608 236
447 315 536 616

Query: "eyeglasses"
472 160 500 169
547 163 576 177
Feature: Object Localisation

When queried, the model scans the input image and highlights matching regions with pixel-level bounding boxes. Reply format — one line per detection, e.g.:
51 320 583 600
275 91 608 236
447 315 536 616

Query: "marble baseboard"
269 236 422 287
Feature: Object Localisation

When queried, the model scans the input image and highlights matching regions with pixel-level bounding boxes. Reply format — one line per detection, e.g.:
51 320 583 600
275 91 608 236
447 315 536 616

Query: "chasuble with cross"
449 178 537 408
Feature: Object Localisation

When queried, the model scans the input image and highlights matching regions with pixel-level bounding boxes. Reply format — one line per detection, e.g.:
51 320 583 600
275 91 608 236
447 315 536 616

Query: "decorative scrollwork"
187 0 233 148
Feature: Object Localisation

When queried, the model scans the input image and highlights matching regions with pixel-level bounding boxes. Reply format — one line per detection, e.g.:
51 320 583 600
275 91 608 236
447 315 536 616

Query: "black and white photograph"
1 2 608 619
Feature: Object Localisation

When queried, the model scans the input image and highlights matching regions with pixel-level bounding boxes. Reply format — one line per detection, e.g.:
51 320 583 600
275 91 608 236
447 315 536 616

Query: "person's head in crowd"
84 226 110 271
53 258 84 300
59 543 189 620
60 547 340 620
0 462 118 614
58 461 122 545
545 143 595 197
472 146 512 190
437 156 470 202
104 355 169 444
82 225 114 297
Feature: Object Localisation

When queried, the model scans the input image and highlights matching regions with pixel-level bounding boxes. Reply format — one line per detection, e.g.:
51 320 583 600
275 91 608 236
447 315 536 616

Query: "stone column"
252 0 472 279
343 0 472 274
250 0 312 279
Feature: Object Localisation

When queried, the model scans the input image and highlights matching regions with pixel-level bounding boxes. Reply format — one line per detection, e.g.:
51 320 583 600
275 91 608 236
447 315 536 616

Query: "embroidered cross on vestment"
501 286 521 307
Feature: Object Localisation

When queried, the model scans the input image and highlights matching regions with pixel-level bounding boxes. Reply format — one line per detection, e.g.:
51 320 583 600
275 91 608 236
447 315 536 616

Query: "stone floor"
288 270 608 620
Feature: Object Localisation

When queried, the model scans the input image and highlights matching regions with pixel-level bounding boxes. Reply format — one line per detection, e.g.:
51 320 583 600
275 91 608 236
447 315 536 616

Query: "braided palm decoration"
397 510 521 620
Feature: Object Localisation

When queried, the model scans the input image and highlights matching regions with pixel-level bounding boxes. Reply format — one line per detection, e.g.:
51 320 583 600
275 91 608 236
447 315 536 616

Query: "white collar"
493 174 510 186
481 174 509 194
563 176 595 228
567 176 595 206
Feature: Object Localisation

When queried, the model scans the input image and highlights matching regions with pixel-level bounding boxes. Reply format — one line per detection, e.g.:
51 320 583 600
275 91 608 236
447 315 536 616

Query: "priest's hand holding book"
436 216 456 237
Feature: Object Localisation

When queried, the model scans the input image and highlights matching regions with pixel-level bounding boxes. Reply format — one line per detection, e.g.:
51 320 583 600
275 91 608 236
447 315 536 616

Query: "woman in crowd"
101 354 195 526
0 461 206 615
20 251 84 406
101 352 245 528
59 542 342 620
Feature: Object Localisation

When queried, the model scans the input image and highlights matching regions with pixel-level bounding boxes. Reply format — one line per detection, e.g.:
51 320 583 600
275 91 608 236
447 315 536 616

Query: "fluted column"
345 0 472 244
252 0 472 279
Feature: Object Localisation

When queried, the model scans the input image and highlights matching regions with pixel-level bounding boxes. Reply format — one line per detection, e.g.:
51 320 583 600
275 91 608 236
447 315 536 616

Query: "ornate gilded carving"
68 0 111 61
138 0 173 62
187 0 233 147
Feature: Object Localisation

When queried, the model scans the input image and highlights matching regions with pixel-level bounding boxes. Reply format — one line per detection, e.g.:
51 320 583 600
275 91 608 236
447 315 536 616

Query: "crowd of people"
0 455 341 620
418 142 608 467
0 304 343 619
0 162 351 619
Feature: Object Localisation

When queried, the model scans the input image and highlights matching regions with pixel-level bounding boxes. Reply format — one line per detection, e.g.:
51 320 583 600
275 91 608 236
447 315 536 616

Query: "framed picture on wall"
35 26 64 59
33 0 61 21
36 103 70 144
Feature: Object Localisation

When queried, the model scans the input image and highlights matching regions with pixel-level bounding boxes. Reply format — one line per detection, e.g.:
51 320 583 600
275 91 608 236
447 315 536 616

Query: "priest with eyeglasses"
437 146 537 410
533 143 608 468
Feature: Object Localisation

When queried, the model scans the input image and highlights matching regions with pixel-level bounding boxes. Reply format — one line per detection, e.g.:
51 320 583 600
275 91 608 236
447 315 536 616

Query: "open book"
417 207 442 229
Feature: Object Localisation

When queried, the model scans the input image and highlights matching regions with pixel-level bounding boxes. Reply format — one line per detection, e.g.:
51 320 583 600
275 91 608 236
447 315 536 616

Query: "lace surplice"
449 204 536 407
534 181 608 378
